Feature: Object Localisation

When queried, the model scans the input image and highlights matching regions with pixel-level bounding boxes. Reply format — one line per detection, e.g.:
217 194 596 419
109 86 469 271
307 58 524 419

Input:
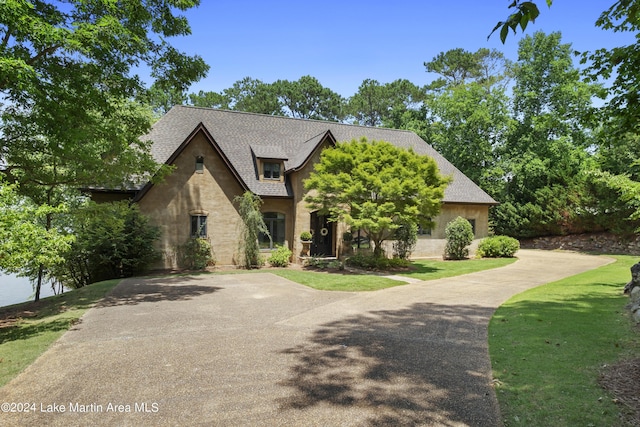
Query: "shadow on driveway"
97 275 222 307
279 302 499 426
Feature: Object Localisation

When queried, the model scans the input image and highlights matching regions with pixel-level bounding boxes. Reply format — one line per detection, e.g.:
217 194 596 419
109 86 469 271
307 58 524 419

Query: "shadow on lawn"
279 302 501 426
0 319 71 345
97 275 222 307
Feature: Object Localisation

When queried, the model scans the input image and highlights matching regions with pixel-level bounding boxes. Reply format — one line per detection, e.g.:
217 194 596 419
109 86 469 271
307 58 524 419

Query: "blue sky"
170 1 635 97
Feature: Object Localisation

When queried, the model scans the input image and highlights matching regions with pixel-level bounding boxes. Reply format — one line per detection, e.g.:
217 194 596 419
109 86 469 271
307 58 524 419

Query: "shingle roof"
250 144 288 160
142 106 497 204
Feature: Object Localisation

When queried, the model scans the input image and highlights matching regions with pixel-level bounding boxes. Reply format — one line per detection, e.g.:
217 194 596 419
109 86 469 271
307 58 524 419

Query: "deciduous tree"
492 32 600 236
0 0 208 299
304 138 449 258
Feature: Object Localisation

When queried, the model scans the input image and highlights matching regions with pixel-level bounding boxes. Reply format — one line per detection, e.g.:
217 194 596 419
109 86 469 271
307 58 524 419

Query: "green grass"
0 279 120 387
272 269 404 291
400 257 516 281
270 257 516 291
489 255 640 426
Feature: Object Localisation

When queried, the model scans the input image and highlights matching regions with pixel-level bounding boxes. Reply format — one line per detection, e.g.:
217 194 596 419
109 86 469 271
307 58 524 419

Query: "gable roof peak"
149 106 497 204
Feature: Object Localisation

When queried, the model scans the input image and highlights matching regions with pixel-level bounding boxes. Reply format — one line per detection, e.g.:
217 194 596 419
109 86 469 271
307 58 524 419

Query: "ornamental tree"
304 138 449 258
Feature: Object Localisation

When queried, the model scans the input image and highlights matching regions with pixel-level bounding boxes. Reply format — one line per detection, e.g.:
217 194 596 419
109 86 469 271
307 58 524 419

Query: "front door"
310 212 333 256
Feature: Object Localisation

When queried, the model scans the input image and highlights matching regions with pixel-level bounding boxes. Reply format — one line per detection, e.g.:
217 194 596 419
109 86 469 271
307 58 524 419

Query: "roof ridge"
170 105 417 135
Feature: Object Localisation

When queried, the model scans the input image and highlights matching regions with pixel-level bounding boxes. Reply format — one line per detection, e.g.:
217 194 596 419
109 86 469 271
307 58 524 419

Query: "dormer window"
251 145 287 183
263 161 281 180
195 156 204 173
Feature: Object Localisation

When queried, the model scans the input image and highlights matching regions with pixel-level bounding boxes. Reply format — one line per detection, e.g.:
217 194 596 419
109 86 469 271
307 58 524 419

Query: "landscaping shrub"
300 231 312 241
234 192 268 269
444 216 474 260
346 253 410 270
477 235 520 258
179 237 214 270
268 245 292 267
57 201 161 288
392 222 418 260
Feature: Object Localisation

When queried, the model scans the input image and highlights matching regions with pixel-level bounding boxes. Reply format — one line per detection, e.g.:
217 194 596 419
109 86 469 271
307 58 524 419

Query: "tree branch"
1 25 11 50
27 44 62 66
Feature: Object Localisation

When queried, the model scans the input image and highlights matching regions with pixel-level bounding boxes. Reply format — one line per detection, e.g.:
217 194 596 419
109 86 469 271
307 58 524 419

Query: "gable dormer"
251 145 288 183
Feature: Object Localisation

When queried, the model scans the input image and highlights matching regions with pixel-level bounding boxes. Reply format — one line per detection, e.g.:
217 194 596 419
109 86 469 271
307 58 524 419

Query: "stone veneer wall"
520 232 640 255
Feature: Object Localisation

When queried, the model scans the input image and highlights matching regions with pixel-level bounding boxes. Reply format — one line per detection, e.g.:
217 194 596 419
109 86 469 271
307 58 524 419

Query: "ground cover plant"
0 280 120 387
489 255 640 426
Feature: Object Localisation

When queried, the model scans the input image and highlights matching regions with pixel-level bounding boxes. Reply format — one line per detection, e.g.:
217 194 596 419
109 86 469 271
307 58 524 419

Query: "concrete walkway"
0 250 613 426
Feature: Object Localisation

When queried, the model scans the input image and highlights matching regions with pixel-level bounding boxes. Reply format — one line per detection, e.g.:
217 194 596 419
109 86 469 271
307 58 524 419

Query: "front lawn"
489 255 640 426
272 269 404 291
271 256 516 291
400 257 516 281
0 280 120 387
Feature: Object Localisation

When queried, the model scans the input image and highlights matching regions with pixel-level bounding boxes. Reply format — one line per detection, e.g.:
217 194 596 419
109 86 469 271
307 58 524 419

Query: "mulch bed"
600 358 640 426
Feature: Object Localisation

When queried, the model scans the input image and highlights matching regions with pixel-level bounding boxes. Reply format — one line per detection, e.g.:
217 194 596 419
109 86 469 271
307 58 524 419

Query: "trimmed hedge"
346 253 410 270
477 235 520 258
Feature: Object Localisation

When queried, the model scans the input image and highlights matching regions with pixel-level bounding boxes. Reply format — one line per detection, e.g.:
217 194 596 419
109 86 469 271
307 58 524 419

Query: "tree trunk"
35 265 43 302
373 240 385 258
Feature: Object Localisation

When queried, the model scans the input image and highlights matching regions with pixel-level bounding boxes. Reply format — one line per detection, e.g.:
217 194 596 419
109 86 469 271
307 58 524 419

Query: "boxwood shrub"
477 235 520 258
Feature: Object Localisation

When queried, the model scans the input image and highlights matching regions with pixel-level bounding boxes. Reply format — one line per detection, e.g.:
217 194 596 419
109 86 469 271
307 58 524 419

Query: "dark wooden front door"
310 212 333 256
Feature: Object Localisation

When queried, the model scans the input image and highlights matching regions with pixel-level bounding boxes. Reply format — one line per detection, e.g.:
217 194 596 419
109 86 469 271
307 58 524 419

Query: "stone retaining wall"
520 232 640 255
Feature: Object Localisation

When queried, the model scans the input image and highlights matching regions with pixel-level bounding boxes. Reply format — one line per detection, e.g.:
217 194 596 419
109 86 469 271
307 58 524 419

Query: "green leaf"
520 13 529 31
500 24 509 43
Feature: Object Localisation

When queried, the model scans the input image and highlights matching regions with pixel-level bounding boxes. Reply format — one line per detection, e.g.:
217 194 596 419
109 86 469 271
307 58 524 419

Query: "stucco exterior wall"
137 131 245 268
383 203 491 259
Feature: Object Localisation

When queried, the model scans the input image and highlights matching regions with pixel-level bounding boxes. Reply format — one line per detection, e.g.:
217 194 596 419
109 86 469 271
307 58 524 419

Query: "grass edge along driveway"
0 279 120 388
0 256 515 387
489 255 640 426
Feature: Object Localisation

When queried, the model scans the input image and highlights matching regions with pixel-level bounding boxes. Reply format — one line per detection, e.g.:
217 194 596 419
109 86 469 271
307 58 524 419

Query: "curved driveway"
0 250 612 426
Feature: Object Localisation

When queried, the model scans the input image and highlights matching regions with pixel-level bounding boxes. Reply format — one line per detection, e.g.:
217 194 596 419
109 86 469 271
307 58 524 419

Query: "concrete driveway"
0 250 612 426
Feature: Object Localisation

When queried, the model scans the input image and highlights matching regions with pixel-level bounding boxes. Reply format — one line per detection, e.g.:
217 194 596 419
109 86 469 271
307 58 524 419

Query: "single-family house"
91 106 497 268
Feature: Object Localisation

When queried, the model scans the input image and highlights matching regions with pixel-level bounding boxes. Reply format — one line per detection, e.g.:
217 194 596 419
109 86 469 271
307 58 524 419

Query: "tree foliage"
426 81 510 188
53 201 161 289
491 32 600 237
304 138 449 258
347 79 423 127
234 192 269 269
392 221 418 260
0 180 73 284
1 0 208 191
222 77 282 115
1 1 207 299
586 1 640 140
490 0 552 43
274 75 345 121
